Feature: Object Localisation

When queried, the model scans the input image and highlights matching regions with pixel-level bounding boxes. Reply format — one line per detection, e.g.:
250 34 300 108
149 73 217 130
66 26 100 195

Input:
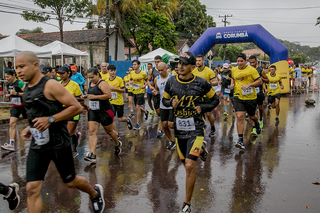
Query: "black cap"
39 62 49 72
175 52 196 65
41 65 52 73
58 66 70 73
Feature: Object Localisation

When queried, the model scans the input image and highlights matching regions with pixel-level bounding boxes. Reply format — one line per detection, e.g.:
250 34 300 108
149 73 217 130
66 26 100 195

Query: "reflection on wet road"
1 80 320 212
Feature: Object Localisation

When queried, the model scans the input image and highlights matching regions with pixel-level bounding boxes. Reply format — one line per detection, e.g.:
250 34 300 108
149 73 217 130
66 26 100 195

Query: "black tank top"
7 79 24 106
22 76 70 150
88 80 112 110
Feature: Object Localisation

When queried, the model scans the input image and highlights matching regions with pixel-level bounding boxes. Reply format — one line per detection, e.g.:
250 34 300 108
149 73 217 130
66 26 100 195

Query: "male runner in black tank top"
16 51 105 213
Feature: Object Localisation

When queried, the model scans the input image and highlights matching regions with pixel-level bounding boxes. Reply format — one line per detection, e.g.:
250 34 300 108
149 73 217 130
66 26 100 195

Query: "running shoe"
144 110 149 120
129 113 134 118
118 134 121 140
4 183 20 210
256 123 261 135
235 139 245 149
179 202 191 213
1 143 15 152
127 117 133 130
209 130 215 137
223 111 228 116
134 124 140 130
156 130 164 138
199 141 208 161
91 184 105 213
251 127 257 136
259 119 263 129
115 141 122 156
150 110 155 116
267 103 271 109
72 151 79 158
275 117 280 124
84 152 96 163
166 141 176 150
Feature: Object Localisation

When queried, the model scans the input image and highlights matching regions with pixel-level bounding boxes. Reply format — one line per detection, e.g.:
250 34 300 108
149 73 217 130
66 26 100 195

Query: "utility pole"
219 15 232 62
105 0 110 63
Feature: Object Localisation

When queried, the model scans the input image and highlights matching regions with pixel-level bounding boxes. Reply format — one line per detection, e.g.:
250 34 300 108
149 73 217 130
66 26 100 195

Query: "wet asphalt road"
0 73 320 213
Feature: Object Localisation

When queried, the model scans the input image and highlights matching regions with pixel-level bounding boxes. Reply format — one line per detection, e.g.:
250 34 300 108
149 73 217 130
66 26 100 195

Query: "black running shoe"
115 141 122 156
255 122 261 135
156 130 164 138
4 183 20 210
235 139 245 149
91 184 105 213
127 117 133 130
199 141 208 161
144 110 149 120
84 152 96 163
166 141 176 150
275 117 280 124
179 202 191 213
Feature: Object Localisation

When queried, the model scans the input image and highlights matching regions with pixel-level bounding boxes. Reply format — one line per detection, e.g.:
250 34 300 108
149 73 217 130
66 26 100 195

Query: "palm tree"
147 0 179 23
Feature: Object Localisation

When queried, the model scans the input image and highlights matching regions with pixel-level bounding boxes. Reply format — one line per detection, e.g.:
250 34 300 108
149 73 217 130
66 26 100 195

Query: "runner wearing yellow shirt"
307 66 312 87
265 65 283 125
231 53 262 149
192 54 218 137
301 65 308 88
100 62 110 81
130 60 149 130
106 65 133 133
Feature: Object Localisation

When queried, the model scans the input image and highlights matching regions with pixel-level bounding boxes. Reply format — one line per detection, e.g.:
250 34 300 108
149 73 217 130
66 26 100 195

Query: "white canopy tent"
41 40 89 69
0 35 52 68
139 48 178 63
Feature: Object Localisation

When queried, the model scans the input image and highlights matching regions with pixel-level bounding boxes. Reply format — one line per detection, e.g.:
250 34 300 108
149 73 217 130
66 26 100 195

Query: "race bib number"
176 117 195 131
302 77 308 82
134 84 140 90
224 88 231 94
255 87 260 93
269 83 278 89
30 128 50 146
129 84 133 88
89 101 100 110
242 87 253 95
111 92 117 100
11 97 21 105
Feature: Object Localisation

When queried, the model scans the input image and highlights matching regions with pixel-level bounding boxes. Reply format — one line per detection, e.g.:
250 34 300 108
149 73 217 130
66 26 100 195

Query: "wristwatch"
48 116 55 124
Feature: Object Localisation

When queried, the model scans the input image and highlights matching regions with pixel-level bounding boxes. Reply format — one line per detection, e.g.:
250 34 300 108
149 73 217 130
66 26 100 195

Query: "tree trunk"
114 28 118 61
59 17 63 42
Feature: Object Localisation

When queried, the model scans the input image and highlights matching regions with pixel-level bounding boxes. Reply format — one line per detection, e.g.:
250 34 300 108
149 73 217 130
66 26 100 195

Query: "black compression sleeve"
198 94 219 113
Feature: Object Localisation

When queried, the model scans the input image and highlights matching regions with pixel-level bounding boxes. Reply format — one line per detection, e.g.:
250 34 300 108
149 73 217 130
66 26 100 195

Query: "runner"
70 65 86 93
1 69 28 152
17 51 105 213
0 182 20 210
220 63 234 116
192 54 218 137
146 63 155 116
100 62 109 81
83 67 122 162
265 65 284 124
213 68 222 98
162 52 219 213
231 53 262 150
248 55 268 130
294 64 302 94
123 70 133 103
58 66 82 158
130 60 149 130
41 65 52 77
127 66 135 118
152 62 175 149
105 64 133 134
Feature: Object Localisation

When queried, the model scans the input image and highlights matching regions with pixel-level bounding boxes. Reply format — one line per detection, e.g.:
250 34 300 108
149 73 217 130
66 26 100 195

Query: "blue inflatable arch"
188 24 288 64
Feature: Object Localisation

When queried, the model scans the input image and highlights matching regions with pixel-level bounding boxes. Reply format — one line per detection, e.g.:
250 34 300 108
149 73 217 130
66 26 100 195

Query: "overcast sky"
0 0 319 47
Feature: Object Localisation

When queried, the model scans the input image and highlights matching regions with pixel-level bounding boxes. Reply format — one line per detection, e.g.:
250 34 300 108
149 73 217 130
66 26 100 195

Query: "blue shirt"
295 68 302 78
71 72 85 91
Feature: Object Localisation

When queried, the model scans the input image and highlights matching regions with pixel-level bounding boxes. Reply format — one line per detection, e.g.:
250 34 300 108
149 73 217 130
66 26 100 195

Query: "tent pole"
13 56 15 70
80 56 82 73
61 54 63 65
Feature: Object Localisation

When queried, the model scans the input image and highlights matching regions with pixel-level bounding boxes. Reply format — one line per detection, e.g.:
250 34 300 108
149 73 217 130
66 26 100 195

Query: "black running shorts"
152 94 160 110
133 93 145 106
27 146 76 183
112 104 124 118
268 93 281 105
257 93 265 106
88 109 114 126
160 108 173 122
234 97 257 116
175 136 204 163
128 92 133 97
147 93 153 100
10 106 27 119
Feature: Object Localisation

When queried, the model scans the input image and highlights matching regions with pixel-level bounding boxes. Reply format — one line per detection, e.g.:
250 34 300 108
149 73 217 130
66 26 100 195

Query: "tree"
135 10 178 55
173 0 215 42
16 27 44 35
291 53 307 64
316 16 320 26
147 0 179 22
21 0 93 42
218 45 243 62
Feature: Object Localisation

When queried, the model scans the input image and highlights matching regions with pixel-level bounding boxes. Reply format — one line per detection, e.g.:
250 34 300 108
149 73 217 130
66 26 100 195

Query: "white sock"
9 139 14 146
4 187 13 198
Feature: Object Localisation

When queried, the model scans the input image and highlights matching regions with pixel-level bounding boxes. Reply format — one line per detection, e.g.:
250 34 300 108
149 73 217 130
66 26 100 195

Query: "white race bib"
11 97 21 105
255 87 260 93
89 101 100 110
111 92 117 100
129 84 133 88
302 77 308 82
242 87 253 95
269 83 278 89
224 88 231 94
176 117 195 131
133 84 140 90
30 128 50 145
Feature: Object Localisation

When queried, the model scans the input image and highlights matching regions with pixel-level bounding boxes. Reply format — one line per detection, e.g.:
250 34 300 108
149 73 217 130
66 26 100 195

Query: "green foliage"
135 9 178 54
173 0 215 42
316 16 320 26
16 27 44 35
218 45 243 62
291 53 308 64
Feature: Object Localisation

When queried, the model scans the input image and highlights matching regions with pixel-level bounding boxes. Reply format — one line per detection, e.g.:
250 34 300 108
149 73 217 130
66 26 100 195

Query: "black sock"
211 125 215 132
259 118 263 121
183 202 191 207
255 122 259 128
238 134 243 140
70 135 76 151
0 183 9 196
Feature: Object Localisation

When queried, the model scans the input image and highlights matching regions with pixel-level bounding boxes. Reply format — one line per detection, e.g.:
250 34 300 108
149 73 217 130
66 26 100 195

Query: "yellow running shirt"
62 80 82 97
192 66 216 82
266 73 282 96
232 65 260 100
100 72 110 81
301 68 308 77
307 69 312 77
129 70 147 94
171 71 178 76
123 75 133 92
106 76 125 105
